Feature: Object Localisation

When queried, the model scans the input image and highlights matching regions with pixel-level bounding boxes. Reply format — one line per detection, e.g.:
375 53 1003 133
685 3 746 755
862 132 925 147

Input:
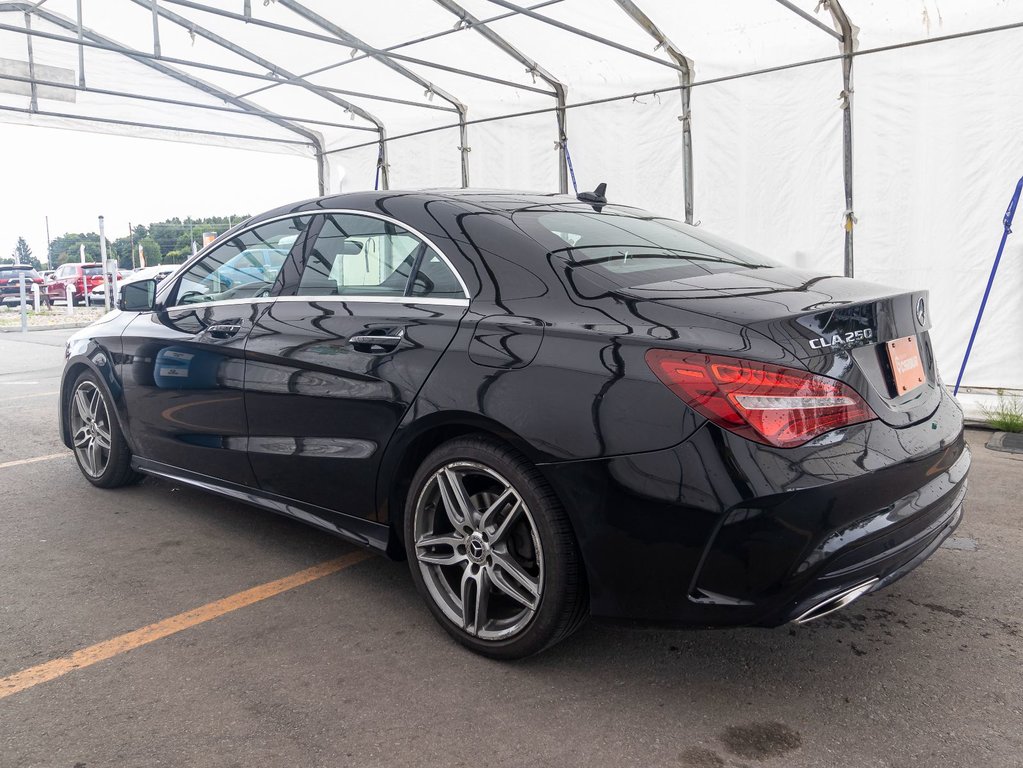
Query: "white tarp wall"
1 0 1021 407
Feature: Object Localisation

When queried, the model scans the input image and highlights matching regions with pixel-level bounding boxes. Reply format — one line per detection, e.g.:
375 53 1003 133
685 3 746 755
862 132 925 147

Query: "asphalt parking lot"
1 328 1020 768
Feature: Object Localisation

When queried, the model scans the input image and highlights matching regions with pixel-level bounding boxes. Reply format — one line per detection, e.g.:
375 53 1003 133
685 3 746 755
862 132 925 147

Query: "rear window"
517 208 778 287
0 266 38 277
82 266 103 276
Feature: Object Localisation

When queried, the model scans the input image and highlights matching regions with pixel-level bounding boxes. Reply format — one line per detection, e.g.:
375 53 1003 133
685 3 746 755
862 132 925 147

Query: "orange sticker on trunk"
887 335 925 395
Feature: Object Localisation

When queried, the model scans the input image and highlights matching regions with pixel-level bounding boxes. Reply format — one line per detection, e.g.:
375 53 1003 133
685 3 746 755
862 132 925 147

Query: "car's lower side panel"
538 390 969 626
133 457 391 552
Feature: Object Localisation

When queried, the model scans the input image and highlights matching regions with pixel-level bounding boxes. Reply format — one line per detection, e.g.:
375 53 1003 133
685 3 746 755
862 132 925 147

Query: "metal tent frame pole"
158 0 555 97
484 0 688 74
233 0 565 102
129 0 390 191
612 0 695 224
433 0 569 193
825 0 858 278
9 4 324 151
278 0 471 188
0 18 450 111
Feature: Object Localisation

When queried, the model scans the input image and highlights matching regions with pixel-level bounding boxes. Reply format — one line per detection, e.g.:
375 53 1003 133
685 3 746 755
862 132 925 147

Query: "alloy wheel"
413 461 544 641
70 381 112 478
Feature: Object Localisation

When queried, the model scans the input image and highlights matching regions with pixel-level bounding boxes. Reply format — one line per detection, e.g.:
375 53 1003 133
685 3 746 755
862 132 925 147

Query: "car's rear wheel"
68 372 140 488
404 436 587 659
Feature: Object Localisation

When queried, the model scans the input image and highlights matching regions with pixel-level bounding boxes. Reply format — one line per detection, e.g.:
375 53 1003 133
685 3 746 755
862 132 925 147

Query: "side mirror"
119 279 157 312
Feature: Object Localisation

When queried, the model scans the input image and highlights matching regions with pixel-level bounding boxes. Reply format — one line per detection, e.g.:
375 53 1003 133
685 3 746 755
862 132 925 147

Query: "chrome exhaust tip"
792 578 880 625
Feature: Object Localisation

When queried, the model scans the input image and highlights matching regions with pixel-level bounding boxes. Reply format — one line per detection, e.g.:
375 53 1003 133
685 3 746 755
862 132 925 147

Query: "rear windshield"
0 266 38 277
82 266 103 276
517 207 778 287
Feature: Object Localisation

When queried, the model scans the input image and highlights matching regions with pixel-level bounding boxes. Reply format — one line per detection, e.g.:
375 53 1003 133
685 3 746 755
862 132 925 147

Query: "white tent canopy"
2 0 1022 405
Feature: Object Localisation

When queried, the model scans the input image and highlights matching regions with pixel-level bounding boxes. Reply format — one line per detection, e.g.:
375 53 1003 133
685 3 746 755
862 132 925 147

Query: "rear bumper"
539 389 969 626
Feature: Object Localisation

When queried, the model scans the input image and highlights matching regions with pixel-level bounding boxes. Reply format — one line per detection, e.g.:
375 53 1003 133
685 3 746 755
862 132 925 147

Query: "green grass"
983 389 1023 433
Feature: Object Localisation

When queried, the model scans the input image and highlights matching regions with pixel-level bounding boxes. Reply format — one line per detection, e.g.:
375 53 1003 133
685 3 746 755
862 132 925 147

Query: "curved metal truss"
0 0 863 269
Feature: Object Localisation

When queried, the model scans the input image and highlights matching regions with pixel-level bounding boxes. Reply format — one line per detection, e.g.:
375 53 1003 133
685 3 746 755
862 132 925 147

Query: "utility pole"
129 222 136 270
44 215 52 269
99 215 111 312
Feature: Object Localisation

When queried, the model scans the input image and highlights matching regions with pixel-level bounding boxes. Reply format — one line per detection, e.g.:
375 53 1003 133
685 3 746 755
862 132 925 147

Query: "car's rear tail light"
645 350 877 448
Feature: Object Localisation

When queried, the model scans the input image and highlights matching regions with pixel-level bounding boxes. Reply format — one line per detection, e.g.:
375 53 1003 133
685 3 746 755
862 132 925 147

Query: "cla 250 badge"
809 328 874 350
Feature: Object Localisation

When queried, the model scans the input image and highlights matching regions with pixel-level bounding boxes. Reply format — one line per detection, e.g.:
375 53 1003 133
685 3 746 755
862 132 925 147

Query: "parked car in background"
46 263 105 306
88 265 168 306
0 264 44 306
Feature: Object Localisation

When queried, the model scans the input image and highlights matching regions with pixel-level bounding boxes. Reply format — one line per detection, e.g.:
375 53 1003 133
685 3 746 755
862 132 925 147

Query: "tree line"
5 215 250 271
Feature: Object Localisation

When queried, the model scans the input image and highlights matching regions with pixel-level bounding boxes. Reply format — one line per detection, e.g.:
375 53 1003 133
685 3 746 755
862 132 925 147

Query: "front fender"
60 340 132 452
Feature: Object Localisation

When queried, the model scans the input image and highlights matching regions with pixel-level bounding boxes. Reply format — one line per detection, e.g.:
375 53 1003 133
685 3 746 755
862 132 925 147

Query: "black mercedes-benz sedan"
59 189 969 658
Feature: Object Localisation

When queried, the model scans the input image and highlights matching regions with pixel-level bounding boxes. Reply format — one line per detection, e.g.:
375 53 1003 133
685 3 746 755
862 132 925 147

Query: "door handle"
206 323 242 339
348 329 404 350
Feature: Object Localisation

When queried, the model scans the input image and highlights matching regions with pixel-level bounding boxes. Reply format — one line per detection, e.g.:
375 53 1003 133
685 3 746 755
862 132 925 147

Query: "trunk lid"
623 266 941 428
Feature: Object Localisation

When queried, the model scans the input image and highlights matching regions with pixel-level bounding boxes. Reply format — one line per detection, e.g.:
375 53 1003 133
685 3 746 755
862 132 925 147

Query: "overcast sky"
0 123 319 266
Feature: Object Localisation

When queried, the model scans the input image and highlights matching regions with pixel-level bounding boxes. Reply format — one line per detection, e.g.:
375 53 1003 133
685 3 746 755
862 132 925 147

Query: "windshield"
517 207 778 287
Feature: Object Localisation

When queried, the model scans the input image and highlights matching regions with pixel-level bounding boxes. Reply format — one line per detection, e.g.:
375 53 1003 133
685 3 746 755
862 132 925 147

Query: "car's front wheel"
68 371 140 488
404 436 587 659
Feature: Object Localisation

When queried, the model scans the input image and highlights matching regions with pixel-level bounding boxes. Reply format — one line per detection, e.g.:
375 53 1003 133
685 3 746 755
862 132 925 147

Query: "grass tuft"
983 389 1023 433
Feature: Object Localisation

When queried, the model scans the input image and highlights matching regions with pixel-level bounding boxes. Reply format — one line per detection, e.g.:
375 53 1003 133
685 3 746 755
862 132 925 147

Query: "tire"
404 435 587 659
67 371 141 488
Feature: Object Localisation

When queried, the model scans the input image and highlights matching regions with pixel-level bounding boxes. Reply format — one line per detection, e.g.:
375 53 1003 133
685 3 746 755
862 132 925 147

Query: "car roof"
247 189 646 226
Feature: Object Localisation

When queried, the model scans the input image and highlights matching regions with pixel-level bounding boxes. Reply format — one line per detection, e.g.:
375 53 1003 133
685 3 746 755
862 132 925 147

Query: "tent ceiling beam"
0 103 313 146
484 0 688 75
772 0 843 41
7 3 325 147
127 0 389 189
233 0 565 103
159 0 556 96
0 71 381 132
432 0 567 192
277 0 472 187
6 2 329 190
0 17 448 111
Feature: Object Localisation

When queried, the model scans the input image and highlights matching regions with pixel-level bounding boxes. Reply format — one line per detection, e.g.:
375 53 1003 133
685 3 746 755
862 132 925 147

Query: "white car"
89 265 178 305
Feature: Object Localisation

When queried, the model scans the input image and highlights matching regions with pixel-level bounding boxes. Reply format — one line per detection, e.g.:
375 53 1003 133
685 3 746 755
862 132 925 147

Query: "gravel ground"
0 306 105 329
0 329 1020 768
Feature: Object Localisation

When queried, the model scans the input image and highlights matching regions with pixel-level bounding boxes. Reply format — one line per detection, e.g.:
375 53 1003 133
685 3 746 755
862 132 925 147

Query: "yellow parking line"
0 551 371 701
0 453 68 470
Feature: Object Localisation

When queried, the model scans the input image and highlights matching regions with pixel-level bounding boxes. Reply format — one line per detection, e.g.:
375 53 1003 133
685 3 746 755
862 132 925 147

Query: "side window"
409 251 465 299
296 213 463 299
170 216 309 306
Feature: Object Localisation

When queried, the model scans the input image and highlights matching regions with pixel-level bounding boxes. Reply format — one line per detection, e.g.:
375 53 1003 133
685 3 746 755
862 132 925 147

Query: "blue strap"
953 174 1023 396
564 140 579 196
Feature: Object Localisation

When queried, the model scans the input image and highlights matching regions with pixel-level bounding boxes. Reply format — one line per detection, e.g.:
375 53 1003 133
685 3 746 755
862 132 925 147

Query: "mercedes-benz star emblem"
916 297 926 326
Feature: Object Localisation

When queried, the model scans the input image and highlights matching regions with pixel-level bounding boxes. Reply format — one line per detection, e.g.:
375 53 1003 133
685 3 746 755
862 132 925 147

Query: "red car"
0 265 45 306
46 263 105 305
